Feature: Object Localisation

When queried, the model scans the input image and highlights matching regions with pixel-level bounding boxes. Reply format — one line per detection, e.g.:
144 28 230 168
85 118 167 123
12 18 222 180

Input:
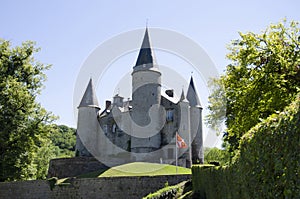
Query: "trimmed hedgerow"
143 181 188 199
192 93 300 198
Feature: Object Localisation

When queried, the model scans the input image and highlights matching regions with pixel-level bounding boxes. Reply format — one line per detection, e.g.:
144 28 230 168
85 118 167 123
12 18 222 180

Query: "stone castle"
75 28 204 168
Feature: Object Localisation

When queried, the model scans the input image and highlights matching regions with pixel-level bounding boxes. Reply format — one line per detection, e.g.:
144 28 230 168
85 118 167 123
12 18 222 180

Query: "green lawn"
78 162 191 178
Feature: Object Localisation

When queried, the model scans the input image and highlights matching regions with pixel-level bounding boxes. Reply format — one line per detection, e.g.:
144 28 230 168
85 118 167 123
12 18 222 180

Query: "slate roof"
134 28 157 67
186 76 201 107
78 78 100 108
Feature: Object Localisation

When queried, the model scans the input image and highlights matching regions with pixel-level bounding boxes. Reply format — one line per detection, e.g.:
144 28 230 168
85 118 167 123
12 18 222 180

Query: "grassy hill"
78 162 191 178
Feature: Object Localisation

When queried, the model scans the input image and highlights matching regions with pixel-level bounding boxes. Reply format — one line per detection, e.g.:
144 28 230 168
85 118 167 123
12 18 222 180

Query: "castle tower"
131 28 162 154
178 89 191 167
187 77 204 164
75 78 100 157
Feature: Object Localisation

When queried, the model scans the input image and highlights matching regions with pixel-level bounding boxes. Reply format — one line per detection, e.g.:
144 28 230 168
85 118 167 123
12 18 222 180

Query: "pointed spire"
78 78 99 108
187 76 201 107
180 89 185 101
134 28 157 67
179 88 189 103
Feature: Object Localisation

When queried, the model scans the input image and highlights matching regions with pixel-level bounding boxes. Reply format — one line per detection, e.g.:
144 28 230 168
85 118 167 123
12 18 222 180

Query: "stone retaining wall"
48 157 108 178
0 175 191 199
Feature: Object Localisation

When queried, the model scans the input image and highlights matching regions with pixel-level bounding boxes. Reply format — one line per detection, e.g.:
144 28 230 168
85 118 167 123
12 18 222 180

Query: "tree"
33 134 57 179
28 124 76 180
50 124 76 158
206 78 226 135
207 20 300 154
33 124 76 179
0 39 56 181
204 147 230 166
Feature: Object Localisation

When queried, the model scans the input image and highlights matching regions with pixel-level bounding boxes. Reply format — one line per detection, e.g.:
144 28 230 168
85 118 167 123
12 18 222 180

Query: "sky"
1 0 300 147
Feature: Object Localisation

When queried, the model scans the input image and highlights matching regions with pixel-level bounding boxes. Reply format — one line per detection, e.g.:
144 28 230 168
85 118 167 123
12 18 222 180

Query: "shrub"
192 93 300 198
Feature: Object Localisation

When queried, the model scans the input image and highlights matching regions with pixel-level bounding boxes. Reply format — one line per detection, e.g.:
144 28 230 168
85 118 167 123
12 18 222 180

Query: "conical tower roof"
78 78 99 108
180 89 185 101
134 28 157 67
187 76 201 107
179 88 188 103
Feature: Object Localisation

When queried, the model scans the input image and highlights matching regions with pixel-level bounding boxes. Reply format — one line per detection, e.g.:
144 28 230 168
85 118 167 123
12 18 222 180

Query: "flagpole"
188 130 192 168
175 134 178 175
175 133 178 174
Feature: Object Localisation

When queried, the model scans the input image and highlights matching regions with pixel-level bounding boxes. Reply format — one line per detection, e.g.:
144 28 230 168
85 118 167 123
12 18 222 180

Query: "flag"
176 133 187 148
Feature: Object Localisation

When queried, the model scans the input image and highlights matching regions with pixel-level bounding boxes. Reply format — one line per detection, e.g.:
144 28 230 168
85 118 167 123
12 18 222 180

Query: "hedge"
192 93 300 198
143 181 190 199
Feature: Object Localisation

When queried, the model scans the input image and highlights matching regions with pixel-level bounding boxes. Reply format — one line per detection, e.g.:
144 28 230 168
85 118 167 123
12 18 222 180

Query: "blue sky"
1 1 299 146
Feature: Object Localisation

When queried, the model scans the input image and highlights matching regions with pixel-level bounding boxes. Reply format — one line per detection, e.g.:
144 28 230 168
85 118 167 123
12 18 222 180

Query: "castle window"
103 125 108 135
166 109 174 122
112 124 117 133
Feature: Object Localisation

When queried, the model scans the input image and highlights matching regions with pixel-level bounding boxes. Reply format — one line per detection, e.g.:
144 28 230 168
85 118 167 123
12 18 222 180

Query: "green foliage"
234 92 300 198
164 181 169 187
50 124 76 158
33 141 55 179
192 165 230 198
192 93 300 198
47 177 58 191
207 19 300 153
143 184 179 199
204 147 230 166
0 39 57 181
205 78 226 135
32 124 76 179
143 181 190 199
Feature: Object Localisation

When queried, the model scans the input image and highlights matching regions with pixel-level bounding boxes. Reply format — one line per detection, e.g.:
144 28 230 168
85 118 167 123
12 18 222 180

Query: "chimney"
113 94 124 107
105 100 111 110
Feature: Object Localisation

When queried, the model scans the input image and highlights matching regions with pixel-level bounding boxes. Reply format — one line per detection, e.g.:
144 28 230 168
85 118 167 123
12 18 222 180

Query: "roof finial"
146 18 149 28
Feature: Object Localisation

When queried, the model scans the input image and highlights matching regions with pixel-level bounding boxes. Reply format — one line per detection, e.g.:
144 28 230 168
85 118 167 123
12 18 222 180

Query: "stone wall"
48 157 108 178
0 175 191 199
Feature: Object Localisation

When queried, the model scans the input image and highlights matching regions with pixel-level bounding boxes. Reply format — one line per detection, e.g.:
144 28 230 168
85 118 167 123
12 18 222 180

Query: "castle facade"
75 28 204 167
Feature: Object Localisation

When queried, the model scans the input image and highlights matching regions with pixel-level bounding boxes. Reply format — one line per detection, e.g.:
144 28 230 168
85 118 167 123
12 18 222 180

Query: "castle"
75 28 204 168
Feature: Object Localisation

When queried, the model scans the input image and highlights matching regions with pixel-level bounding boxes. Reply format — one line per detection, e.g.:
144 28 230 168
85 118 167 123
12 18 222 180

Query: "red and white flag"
176 133 187 148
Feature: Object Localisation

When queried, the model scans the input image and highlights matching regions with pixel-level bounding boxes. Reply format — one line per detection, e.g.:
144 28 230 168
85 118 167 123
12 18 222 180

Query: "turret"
178 89 191 167
187 77 204 164
131 28 162 154
75 78 100 157
113 94 124 107
131 28 161 125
